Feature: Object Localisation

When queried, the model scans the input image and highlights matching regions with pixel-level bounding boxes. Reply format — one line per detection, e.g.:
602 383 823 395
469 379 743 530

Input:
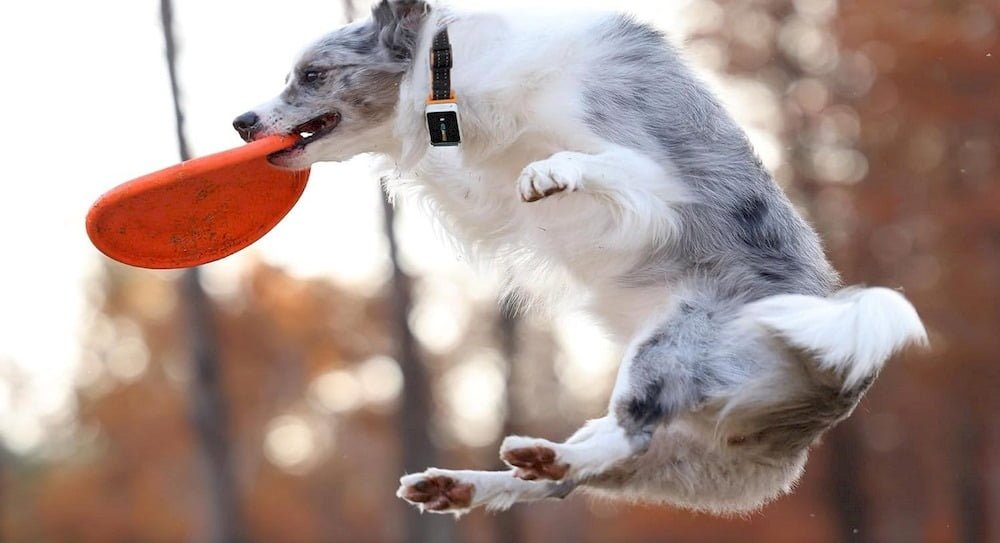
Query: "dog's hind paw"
500 436 570 481
517 154 583 202
397 469 475 514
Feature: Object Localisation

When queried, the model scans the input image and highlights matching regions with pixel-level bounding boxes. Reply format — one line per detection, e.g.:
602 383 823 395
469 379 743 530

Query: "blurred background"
0 0 996 541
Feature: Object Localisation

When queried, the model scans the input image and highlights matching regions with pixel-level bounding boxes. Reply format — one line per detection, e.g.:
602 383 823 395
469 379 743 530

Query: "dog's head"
233 0 431 168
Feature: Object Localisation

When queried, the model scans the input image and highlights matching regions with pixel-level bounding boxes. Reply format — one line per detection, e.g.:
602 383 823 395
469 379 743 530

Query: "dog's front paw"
397 469 475 514
500 436 570 481
517 154 584 202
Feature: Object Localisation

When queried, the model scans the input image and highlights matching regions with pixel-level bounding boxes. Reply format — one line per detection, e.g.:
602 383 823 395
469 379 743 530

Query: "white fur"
383 9 925 516
745 287 928 390
380 9 926 515
250 3 929 517
500 416 635 481
397 468 556 515
386 9 688 331
587 421 810 515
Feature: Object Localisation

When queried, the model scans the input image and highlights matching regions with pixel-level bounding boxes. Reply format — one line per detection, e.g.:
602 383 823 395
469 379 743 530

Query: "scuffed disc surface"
86 135 310 269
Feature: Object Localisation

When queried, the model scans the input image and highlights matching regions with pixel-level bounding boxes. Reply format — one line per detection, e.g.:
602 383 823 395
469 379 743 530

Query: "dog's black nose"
233 111 260 142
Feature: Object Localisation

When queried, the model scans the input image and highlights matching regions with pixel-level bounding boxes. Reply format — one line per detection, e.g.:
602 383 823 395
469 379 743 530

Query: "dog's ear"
371 0 430 62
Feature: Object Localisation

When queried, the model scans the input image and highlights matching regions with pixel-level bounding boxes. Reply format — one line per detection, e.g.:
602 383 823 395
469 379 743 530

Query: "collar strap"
429 28 454 101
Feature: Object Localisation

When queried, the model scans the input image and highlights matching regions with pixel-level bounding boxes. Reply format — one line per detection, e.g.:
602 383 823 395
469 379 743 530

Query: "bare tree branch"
160 1 246 541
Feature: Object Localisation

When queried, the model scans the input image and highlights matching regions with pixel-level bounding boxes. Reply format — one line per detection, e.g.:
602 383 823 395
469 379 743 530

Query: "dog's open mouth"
294 112 341 144
270 112 341 161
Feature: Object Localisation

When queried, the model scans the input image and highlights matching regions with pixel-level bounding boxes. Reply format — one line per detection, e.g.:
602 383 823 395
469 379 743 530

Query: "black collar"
429 28 454 101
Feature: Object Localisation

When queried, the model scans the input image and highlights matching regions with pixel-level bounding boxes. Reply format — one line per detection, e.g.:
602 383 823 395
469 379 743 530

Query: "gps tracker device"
426 28 461 147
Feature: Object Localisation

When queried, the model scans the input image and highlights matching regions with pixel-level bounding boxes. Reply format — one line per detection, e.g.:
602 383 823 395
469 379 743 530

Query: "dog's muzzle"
233 111 261 142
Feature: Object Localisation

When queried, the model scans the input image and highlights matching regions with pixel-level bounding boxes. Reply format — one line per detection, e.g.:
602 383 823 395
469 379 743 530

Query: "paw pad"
398 474 474 512
502 445 570 481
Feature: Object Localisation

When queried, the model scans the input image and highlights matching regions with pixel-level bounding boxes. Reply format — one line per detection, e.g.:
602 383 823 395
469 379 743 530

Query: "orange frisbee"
86 135 310 269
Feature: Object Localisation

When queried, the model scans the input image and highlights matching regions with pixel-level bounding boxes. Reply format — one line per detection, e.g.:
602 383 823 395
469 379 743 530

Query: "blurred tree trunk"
955 402 985 543
160 1 246 541
340 0 356 24
181 270 247 543
0 448 4 543
380 190 454 543
495 308 523 543
828 423 870 543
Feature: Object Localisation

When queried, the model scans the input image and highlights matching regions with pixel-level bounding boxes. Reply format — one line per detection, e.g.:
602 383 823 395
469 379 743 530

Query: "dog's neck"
392 9 524 171
428 27 454 102
392 10 457 167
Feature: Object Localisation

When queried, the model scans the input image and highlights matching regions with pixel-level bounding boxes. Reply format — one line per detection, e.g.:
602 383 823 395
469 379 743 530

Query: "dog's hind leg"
500 294 729 482
501 415 643 481
397 468 576 514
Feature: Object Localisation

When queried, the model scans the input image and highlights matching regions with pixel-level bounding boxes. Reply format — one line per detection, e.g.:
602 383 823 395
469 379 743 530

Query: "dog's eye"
302 70 324 84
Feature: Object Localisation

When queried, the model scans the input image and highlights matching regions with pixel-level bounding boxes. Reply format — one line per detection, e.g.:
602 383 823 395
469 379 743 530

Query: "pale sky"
0 0 779 455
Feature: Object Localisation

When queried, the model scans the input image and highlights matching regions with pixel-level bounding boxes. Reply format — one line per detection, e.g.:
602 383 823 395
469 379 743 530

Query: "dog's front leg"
516 145 678 204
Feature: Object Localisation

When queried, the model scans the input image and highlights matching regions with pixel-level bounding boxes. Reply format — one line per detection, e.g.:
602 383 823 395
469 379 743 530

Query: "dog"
234 0 927 516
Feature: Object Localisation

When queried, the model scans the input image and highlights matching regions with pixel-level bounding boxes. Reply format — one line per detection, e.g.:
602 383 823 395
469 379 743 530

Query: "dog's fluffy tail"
745 287 928 390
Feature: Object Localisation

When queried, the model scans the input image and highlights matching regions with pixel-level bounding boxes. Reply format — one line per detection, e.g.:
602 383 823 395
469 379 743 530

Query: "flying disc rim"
86 134 310 269
91 134 300 198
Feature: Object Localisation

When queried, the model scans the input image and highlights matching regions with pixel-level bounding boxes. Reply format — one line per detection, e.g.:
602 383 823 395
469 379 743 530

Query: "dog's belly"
583 284 673 341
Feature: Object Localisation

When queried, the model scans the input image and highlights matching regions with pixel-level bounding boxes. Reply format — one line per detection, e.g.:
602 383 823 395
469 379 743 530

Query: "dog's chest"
411 161 670 333
429 162 628 266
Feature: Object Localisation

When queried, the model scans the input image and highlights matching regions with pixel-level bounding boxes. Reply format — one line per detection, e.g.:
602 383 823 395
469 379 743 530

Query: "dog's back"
582 14 839 298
